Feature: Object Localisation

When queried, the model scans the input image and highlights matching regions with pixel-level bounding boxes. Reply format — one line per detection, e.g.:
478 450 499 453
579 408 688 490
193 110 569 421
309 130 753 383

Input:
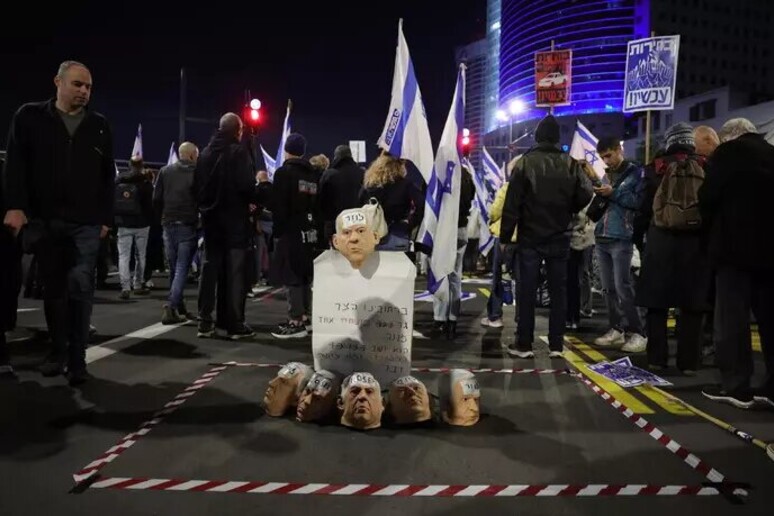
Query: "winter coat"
635 152 712 310
488 184 517 242
359 176 424 238
699 133 774 272
594 160 644 242
570 205 595 251
319 156 365 240
500 142 593 247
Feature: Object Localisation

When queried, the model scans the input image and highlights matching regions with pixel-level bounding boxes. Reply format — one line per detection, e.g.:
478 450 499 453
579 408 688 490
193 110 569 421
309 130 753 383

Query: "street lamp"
499 98 525 161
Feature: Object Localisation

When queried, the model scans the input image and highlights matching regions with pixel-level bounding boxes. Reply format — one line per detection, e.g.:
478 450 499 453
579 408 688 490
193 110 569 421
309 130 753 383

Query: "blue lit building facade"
499 0 649 120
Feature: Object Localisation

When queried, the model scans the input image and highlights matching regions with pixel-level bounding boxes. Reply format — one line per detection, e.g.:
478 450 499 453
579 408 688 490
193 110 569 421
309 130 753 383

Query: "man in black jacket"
194 113 256 339
500 115 593 359
269 133 320 339
115 156 154 299
2 61 115 386
699 118 774 409
319 145 364 243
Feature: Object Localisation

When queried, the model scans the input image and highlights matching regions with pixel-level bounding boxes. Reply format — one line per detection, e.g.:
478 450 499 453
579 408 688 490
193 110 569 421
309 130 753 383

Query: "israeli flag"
464 157 495 256
166 142 178 166
481 146 504 191
377 19 434 182
570 120 606 178
272 100 292 180
131 123 143 159
420 64 465 295
260 144 276 174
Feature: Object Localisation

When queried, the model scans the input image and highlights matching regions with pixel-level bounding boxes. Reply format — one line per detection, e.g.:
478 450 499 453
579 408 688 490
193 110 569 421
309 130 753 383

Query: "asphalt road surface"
2 272 772 515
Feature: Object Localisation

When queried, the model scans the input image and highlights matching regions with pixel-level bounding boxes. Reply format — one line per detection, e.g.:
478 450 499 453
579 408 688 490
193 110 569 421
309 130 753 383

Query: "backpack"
652 157 705 230
114 183 141 216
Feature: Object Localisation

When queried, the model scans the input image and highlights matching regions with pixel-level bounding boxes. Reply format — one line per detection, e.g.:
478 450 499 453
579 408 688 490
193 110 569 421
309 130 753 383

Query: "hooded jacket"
319 155 364 238
193 131 255 248
593 160 643 242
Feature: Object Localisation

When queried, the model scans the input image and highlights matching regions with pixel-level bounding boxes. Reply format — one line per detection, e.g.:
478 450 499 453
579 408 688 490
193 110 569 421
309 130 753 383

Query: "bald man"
2 60 116 386
154 141 200 324
694 126 720 158
193 113 257 339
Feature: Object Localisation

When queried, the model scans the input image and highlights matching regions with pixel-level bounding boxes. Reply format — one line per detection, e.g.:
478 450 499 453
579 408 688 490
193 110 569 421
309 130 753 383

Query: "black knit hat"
284 133 307 157
534 115 560 144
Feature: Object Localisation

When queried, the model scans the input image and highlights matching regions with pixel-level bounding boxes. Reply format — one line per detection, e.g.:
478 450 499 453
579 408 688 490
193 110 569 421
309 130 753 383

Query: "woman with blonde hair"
359 153 424 251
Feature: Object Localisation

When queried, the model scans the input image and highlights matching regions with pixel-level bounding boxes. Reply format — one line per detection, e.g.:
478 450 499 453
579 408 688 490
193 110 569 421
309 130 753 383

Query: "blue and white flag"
131 124 143 159
464 157 495 256
623 35 680 112
166 142 178 166
272 100 292 180
420 65 466 295
260 144 276 174
481 146 504 191
569 120 606 178
377 19 434 182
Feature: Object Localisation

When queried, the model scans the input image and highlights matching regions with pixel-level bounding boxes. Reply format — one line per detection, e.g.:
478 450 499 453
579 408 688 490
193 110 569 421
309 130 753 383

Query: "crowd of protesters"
1 61 771 414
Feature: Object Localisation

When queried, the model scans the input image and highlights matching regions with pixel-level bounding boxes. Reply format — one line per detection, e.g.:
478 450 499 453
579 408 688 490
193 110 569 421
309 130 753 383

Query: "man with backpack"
592 137 647 353
699 118 774 409
115 156 154 300
636 123 712 374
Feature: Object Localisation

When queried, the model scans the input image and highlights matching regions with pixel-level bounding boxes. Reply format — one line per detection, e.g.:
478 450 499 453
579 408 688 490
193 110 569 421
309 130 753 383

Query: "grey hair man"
154 141 200 324
699 117 774 409
2 60 115 386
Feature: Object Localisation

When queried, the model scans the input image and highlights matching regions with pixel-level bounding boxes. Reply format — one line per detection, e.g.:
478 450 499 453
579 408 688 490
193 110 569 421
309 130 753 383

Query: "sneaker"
5 327 35 343
119 290 131 300
89 324 97 336
302 318 313 333
197 320 215 338
580 309 595 319
548 350 564 359
594 329 625 348
228 324 255 340
752 387 774 409
143 280 155 289
39 360 65 377
565 321 579 330
507 345 534 358
701 386 755 409
271 322 308 339
621 333 648 353
480 317 504 328
67 369 93 387
161 305 186 325
133 287 151 296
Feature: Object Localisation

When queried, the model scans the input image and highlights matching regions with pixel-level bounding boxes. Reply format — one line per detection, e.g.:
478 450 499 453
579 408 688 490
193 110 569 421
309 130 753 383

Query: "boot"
161 304 185 325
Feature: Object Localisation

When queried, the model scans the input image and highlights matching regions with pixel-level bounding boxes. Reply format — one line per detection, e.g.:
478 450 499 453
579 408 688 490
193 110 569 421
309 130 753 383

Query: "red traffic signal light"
243 98 261 130
461 128 472 157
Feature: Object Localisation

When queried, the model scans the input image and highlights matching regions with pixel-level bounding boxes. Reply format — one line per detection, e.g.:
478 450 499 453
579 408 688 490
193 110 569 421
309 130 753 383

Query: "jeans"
714 267 774 392
567 248 593 324
163 223 197 310
516 237 569 351
596 239 643 335
254 233 270 282
198 242 248 332
288 284 312 320
378 228 411 251
433 229 468 322
117 226 149 291
38 221 101 373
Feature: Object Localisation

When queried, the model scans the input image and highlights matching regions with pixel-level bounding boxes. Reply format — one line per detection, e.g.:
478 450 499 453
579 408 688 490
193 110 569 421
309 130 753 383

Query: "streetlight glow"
496 109 508 122
462 128 470 137
509 99 525 115
249 98 261 110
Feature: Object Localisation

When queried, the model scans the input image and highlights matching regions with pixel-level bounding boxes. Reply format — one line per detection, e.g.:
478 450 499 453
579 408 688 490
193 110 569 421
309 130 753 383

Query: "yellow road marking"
566 336 693 416
753 332 761 353
478 288 491 298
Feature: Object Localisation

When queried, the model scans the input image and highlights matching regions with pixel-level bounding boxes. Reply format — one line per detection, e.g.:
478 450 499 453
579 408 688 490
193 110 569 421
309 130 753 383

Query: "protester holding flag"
500 115 593 359
432 165 475 339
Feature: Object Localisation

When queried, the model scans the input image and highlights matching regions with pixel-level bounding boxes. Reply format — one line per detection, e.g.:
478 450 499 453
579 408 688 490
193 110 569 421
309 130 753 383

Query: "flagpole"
179 67 186 143
549 40 555 116
644 30 655 164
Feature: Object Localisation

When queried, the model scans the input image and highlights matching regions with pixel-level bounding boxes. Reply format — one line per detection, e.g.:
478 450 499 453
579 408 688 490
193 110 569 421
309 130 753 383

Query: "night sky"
1 1 486 165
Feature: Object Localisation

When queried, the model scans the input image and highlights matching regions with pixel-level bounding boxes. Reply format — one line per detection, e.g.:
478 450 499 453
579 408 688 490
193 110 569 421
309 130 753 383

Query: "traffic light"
243 98 261 132
461 128 472 157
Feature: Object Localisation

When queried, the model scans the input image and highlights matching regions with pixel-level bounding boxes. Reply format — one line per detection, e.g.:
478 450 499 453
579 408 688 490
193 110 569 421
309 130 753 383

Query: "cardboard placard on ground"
312 250 416 385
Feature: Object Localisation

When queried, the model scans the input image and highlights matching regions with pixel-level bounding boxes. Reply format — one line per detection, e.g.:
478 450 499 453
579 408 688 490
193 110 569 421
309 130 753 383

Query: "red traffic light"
243 105 261 129
461 136 470 146
250 109 260 121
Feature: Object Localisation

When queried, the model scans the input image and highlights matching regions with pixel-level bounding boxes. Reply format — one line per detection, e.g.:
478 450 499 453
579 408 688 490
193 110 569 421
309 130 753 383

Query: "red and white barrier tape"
218 362 569 375
570 372 729 486
86 478 738 497
72 366 229 484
